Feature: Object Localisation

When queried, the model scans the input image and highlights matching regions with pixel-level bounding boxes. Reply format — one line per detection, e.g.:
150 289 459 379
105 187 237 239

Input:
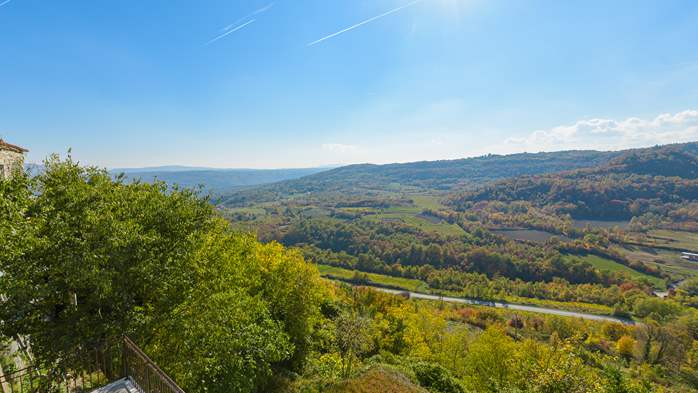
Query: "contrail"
0 0 12 8
221 2 274 33
206 19 256 45
307 0 423 47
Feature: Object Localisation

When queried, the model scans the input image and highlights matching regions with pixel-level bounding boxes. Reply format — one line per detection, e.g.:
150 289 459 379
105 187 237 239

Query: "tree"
0 156 323 392
634 321 690 367
463 327 516 392
2 156 216 369
335 312 373 377
412 361 464 393
616 336 635 360
632 298 681 322
679 277 698 297
602 322 628 341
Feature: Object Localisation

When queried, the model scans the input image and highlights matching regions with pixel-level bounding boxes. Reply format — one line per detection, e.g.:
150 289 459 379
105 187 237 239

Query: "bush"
412 361 464 393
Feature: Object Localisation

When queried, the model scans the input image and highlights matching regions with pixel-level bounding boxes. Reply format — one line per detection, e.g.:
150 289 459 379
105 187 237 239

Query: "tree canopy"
0 155 324 392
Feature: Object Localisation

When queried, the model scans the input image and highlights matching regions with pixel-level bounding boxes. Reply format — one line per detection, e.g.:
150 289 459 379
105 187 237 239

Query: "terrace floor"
90 378 140 393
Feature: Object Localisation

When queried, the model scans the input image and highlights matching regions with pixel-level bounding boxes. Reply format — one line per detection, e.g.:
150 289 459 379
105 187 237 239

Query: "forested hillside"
218 150 621 207
450 143 698 220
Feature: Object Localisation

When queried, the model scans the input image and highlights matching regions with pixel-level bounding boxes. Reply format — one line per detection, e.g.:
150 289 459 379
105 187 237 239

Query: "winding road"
369 287 636 325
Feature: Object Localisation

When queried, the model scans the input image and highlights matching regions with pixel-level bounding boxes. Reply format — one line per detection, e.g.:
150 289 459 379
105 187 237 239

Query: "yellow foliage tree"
617 335 636 360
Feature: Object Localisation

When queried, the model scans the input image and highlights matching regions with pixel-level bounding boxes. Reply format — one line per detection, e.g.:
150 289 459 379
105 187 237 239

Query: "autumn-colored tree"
616 335 635 360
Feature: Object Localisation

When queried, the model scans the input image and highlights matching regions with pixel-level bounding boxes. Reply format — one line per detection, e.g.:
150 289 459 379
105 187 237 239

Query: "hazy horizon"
19 139 697 171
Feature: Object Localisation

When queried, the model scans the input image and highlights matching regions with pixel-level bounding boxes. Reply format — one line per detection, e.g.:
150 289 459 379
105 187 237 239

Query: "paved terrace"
91 378 140 393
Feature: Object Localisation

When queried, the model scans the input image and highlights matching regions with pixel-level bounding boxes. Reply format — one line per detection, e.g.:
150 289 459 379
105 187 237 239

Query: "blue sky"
1 0 697 168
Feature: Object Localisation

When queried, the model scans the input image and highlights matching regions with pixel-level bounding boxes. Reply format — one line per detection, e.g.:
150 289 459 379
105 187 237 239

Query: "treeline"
279 218 655 290
309 247 657 308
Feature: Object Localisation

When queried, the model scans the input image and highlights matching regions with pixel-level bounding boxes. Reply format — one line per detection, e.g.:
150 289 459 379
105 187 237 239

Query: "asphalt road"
371 287 636 325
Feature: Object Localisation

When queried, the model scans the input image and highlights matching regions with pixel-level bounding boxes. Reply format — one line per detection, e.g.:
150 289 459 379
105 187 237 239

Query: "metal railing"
0 337 185 393
0 351 115 393
122 337 185 393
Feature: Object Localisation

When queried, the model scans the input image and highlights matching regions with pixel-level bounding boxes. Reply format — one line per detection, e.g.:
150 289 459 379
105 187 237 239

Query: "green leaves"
149 288 292 393
0 155 324 392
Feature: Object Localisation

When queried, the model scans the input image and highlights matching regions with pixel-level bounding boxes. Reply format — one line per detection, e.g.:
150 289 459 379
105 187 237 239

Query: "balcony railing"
122 337 184 393
0 337 184 393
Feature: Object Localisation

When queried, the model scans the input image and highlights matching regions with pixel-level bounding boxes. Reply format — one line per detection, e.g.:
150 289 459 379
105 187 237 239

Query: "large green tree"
0 155 323 392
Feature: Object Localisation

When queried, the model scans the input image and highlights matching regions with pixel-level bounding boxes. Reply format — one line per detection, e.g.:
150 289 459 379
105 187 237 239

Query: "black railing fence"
122 337 184 393
0 337 184 393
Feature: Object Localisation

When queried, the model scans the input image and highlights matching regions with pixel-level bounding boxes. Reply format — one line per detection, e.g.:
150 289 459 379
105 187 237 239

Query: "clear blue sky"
2 0 697 168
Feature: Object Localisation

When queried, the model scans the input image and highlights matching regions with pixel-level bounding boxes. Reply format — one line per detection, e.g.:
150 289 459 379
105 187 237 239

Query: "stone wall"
0 149 25 180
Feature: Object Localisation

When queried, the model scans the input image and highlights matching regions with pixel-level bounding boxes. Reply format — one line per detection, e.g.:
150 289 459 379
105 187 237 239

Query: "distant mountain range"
115 167 337 193
24 164 334 194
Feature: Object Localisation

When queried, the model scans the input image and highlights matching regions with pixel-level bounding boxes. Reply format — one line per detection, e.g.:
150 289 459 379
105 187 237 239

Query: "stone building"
0 139 28 180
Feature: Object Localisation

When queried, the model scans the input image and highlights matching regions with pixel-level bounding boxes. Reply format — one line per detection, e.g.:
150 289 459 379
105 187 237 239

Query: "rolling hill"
218 149 624 207
449 142 698 219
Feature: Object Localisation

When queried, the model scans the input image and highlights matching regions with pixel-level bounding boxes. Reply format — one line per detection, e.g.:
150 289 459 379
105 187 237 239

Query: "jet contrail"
221 2 274 33
307 0 423 47
0 0 12 8
206 19 256 45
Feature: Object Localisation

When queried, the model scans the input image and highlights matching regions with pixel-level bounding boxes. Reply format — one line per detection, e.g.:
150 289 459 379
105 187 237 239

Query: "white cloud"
503 109 698 152
321 143 359 153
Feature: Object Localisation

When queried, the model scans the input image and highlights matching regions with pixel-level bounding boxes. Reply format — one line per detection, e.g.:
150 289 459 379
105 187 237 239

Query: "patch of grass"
493 229 568 243
301 206 332 218
336 207 378 213
611 244 698 282
364 203 464 237
317 264 429 292
326 366 426 393
409 194 446 210
224 206 267 215
563 254 666 290
501 296 614 315
404 215 464 236
647 230 698 252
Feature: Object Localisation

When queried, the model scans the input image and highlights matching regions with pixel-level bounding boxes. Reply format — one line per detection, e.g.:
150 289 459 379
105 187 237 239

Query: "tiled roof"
0 139 28 153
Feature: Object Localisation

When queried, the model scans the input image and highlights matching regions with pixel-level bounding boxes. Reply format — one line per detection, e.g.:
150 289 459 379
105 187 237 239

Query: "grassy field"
612 244 698 281
222 206 267 215
317 264 430 292
363 204 464 237
359 194 465 237
571 219 629 229
493 229 569 243
409 194 446 210
646 230 698 252
563 254 666 289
